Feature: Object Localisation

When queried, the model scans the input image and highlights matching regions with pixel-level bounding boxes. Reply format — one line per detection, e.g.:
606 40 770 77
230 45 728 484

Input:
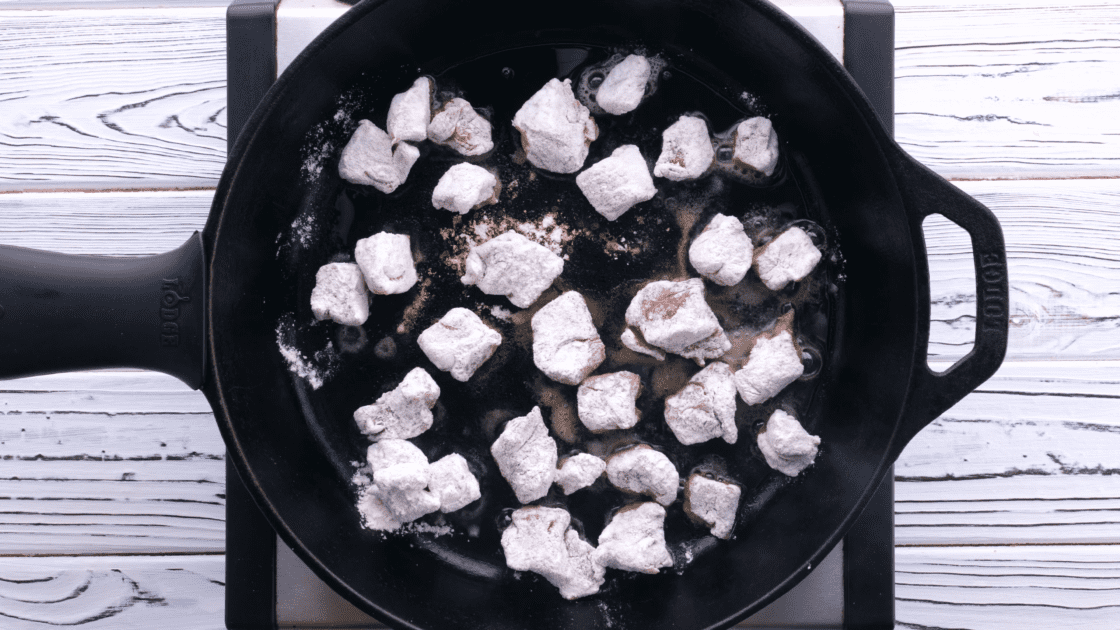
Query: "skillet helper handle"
890 153 1009 453
0 234 206 389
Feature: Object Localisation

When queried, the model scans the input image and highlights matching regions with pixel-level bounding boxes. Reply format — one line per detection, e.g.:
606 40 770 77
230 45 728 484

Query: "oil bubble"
373 336 397 359
798 345 823 380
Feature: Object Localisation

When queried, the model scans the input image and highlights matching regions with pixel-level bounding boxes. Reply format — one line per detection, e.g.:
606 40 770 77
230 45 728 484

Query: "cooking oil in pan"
280 44 843 581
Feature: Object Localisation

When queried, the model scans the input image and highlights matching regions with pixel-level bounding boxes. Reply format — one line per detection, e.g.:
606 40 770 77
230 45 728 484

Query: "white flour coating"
353 367 440 440
733 330 804 405
289 212 318 248
437 212 571 278
624 278 730 364
555 453 606 495
512 78 599 173
501 506 605 599
428 97 494 156
337 120 420 193
462 231 565 308
490 407 558 503
310 262 369 326
489 305 514 321
605 446 679 506
754 227 823 291
400 521 455 537
367 439 428 472
355 232 418 295
275 317 335 390
733 116 780 177
577 371 642 432
664 361 738 445
428 453 482 513
417 308 502 382
653 115 714 181
386 77 432 145
372 462 442 523
432 163 499 215
532 292 606 386
684 475 741 539
593 502 673 574
757 409 820 476
356 486 403 532
596 54 652 115
620 328 665 360
575 144 657 221
689 214 753 286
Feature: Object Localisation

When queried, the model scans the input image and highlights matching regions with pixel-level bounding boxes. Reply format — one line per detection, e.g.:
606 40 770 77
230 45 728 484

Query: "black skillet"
0 0 1009 627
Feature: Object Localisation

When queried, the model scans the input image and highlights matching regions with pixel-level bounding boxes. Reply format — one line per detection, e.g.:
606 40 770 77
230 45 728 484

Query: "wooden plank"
893 0 1120 180
0 372 224 554
926 178 1120 362
0 7 226 192
0 191 211 255
0 1 229 7
0 555 223 630
896 545 1120 630
896 361 1120 546
4 177 1116 360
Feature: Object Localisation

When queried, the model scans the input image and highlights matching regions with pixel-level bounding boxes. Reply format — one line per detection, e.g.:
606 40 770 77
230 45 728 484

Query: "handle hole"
923 214 976 373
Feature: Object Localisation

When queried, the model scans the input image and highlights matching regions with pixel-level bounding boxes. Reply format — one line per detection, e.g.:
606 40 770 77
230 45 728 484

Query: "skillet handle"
887 152 1009 458
0 234 206 389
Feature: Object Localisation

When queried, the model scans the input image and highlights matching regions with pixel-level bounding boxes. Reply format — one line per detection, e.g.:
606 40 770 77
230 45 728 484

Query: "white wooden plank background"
0 0 1118 628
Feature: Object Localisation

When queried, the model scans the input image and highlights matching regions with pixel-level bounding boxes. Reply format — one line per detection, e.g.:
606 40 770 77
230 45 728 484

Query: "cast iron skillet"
0 0 1009 627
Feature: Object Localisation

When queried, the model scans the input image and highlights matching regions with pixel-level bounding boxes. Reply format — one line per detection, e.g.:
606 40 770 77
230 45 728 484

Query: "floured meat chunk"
386 77 432 145
577 371 641 432
512 78 598 173
531 291 605 385
733 116 779 177
555 453 606 495
684 475 741 539
734 330 804 405
596 54 651 115
372 462 441 523
653 115 714 181
664 361 738 445
490 407 558 503
353 367 440 440
689 214 753 287
754 227 822 291
624 278 730 364
757 409 820 476
431 163 499 215
356 486 402 532
427 97 494 156
620 328 665 361
428 453 481 513
366 439 428 472
310 262 368 326
501 506 605 599
462 231 565 308
418 308 502 382
575 144 657 221
338 120 421 193
606 445 678 506
354 232 417 295
593 502 673 574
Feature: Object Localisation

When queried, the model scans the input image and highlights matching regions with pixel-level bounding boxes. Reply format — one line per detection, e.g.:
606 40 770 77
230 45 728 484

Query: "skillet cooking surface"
209 0 917 627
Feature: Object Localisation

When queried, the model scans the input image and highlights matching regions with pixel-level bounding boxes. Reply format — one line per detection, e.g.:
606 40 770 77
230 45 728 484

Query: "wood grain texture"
926 178 1120 362
896 545 1120 629
897 361 1120 546
0 8 227 192
893 0 1120 180
0 555 223 629
0 372 223 554
0 191 211 255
